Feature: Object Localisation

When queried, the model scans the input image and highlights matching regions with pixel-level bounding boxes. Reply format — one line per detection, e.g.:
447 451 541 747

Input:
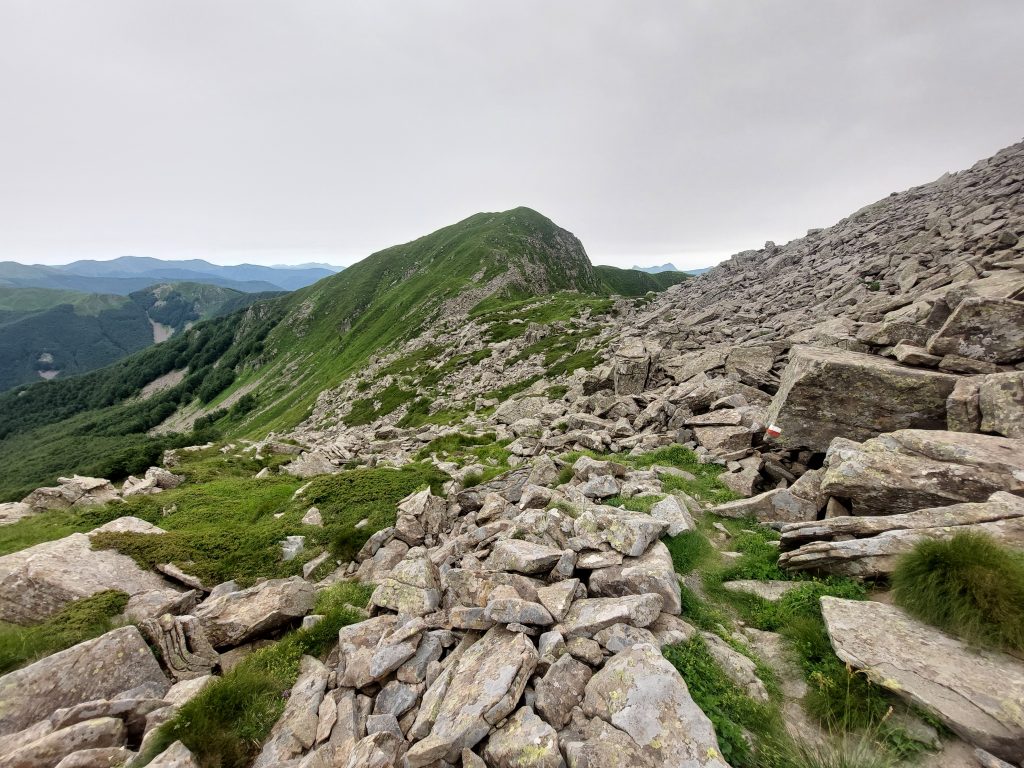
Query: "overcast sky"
1 1 1022 270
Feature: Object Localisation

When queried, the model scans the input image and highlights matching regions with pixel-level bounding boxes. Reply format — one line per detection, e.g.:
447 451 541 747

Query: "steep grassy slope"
211 207 605 434
0 283 276 392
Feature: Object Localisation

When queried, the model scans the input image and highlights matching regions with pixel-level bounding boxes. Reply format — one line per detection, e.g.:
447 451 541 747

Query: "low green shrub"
891 531 1024 653
0 590 128 673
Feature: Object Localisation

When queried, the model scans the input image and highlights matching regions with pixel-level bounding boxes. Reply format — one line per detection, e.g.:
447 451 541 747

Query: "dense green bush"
892 532 1024 652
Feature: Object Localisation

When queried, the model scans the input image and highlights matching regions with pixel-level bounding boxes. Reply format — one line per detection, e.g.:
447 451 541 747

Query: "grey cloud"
0 0 1021 269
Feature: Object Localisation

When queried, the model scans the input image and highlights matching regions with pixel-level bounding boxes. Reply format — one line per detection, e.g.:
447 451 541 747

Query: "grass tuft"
0 590 128 674
891 531 1024 653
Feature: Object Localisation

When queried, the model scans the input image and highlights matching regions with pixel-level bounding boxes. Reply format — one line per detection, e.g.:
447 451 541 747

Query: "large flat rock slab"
779 492 1024 577
765 345 958 452
0 519 175 624
0 626 168 737
821 429 1024 515
821 597 1024 763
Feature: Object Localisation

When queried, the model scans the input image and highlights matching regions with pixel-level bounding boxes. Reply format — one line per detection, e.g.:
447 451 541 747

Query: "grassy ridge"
593 264 689 295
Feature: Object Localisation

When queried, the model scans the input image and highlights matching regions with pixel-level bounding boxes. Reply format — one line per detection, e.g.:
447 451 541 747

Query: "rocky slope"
0 142 1022 768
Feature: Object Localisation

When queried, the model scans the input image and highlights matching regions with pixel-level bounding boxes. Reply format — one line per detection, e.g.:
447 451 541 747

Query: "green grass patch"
482 375 542 401
665 530 716 575
0 590 128 674
343 383 418 426
892 531 1024 653
143 581 370 768
415 431 498 460
663 636 780 767
603 494 663 514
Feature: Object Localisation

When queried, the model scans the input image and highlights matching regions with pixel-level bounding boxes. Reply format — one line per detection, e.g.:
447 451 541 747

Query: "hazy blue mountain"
631 262 679 273
0 262 281 294
53 256 335 291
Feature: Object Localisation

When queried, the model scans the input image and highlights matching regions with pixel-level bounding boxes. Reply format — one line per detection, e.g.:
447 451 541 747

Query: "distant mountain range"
0 256 342 294
631 262 679 273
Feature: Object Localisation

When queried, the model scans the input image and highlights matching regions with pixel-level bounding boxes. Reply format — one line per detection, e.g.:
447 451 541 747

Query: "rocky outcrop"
820 429 1024 515
779 492 1024 577
821 598 1024 763
21 476 120 513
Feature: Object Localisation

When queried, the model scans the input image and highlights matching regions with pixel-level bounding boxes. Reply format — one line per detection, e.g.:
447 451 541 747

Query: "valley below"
0 142 1022 768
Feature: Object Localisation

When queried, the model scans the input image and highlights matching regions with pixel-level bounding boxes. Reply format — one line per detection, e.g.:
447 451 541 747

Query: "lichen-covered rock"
404 627 537 765
765 345 958 452
534 653 592 729
0 626 167 737
820 429 1024 515
979 371 1024 438
369 554 441 616
559 594 663 639
486 539 564 575
821 598 1024 763
927 297 1024 364
194 576 315 648
588 541 681 615
3 717 127 768
581 642 730 767
482 706 563 768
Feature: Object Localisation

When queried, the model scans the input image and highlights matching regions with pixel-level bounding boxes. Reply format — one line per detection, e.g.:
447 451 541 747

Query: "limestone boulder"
820 430 1024 515
3 717 126 768
534 653 592 729
821 597 1024 763
22 476 120 512
765 345 958 452
0 626 168 737
582 642 730 768
195 576 315 648
612 338 655 395
495 397 549 426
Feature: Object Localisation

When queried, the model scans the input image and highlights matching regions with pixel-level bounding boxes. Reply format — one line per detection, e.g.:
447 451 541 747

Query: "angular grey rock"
578 474 620 499
194 576 315 648
495 396 549 425
3 718 126 768
820 429 1024 515
369 554 441 616
253 656 329 768
534 653 592 729
947 376 983 432
582 642 730 767
765 345 958 452
649 495 695 535
588 541 681 615
927 297 1024 364
821 597 1024 763
340 731 402 768
139 613 218 681
404 626 537 765
146 740 201 768
701 631 770 703
0 626 167 737
713 486 817 524
612 338 655 395
482 706 563 768
486 539 563 575
53 747 136 768
559 594 663 639
979 371 1024 438
22 475 120 512
722 580 801 602
778 492 1024 577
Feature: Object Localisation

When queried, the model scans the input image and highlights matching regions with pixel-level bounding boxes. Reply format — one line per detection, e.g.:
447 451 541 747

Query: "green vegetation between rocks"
142 581 372 768
0 446 447 585
891 531 1024 653
0 590 129 674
